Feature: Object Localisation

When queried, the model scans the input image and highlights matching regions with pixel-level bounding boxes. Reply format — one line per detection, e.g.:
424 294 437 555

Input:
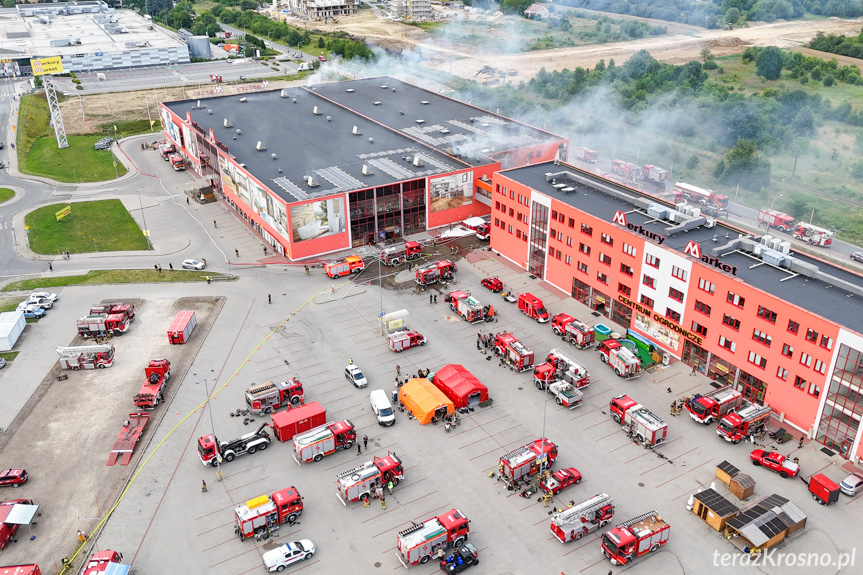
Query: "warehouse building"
490 159 863 464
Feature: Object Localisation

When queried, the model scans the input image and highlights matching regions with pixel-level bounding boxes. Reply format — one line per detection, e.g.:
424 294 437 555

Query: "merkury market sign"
684 241 739 276
611 211 665 245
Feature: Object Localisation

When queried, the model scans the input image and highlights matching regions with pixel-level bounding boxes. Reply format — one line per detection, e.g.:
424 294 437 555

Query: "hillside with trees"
808 28 863 58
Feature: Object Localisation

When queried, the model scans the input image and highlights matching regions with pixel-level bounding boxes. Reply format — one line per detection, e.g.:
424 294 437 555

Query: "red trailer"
107 413 150 466
270 401 326 442
0 566 41 575
809 474 840 505
168 310 197 344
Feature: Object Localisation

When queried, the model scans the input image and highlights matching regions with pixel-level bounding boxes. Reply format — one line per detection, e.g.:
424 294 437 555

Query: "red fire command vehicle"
550 493 615 543
245 378 304 415
609 395 667 448
133 359 172 409
325 255 365 278
167 310 196 344
396 509 470 567
601 510 670 565
198 422 272 465
498 439 558 482
448 290 488 323
415 259 457 285
234 487 304 540
517 293 549 323
685 385 743 424
380 241 422 266
77 312 131 338
493 332 534 371
757 209 795 232
292 420 356 464
336 453 404 505
387 329 427 352
716 403 772 444
534 348 590 390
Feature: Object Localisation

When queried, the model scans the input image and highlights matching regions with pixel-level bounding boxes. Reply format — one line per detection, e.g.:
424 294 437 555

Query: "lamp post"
196 371 221 481
539 378 550 473
770 193 783 211
138 190 151 250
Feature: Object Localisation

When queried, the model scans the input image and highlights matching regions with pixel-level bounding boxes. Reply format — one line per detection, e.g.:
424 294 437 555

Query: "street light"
138 190 151 250
770 193 783 210
196 371 222 481
539 378 550 473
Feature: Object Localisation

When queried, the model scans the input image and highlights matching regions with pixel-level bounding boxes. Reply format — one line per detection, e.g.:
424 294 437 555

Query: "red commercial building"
158 77 565 260
491 160 863 463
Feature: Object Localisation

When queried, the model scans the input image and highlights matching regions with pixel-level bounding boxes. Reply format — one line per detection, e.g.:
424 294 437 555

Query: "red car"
750 449 800 478
0 469 27 488
83 550 124 575
0 498 34 551
481 277 503 292
540 467 582 495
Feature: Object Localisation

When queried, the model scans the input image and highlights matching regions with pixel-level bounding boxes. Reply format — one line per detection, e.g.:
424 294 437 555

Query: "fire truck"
793 223 834 247
673 181 728 209
544 381 584 409
158 142 175 160
387 329 426 352
234 487 304 540
562 319 594 349
609 395 667 448
198 422 272 465
475 223 490 241
380 241 422 266
325 255 365 278
551 313 576 336
133 359 172 409
292 420 356 464
89 303 135 323
550 493 615 543
573 147 598 163
517 293 549 323
56 344 114 370
396 509 471 567
415 259 457 285
493 332 534 372
642 165 668 184
498 438 558 482
245 379 304 415
716 403 772 444
77 312 132 338
601 510 670 566
605 344 640 378
336 452 404 505
533 348 590 390
757 209 795 232
448 290 488 323
686 385 743 424
169 153 185 171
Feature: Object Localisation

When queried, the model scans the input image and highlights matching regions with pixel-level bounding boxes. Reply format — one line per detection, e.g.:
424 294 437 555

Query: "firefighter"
304 265 310 275
670 401 676 416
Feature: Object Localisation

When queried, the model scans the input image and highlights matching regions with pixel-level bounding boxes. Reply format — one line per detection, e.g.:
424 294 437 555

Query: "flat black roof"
501 162 863 334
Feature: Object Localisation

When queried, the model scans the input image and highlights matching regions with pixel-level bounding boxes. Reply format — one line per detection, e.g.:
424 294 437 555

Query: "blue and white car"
262 540 315 572
20 305 46 319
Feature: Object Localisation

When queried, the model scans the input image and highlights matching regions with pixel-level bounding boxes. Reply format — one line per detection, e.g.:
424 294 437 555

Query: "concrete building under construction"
389 0 433 20
283 0 358 19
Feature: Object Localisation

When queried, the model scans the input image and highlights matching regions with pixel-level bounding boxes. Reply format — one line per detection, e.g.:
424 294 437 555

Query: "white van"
370 389 395 426
297 62 313 72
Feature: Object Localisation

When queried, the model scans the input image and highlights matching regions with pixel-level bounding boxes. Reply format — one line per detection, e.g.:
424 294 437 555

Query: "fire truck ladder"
397 520 428 538
57 344 113 356
502 443 532 462
614 509 660 530
552 493 613 526
510 340 531 356
337 462 370 480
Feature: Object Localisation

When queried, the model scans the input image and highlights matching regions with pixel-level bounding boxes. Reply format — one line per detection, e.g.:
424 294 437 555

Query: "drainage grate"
591 312 601 317
528 275 537 279
710 382 722 389
821 447 836 457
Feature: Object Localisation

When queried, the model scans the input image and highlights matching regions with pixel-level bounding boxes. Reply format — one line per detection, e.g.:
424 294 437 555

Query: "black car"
439 543 478 573
851 251 863 263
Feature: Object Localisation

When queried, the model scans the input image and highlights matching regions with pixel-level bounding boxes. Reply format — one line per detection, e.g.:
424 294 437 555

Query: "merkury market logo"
684 241 738 276
612 211 665 245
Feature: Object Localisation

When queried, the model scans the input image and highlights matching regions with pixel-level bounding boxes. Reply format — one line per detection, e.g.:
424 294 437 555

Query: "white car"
182 259 206 270
262 540 315 572
30 292 58 303
840 473 863 496
17 301 47 313
27 296 54 309
345 365 368 388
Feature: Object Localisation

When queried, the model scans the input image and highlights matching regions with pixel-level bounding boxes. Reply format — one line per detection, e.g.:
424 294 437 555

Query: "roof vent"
368 137 374 143
440 128 450 134
327 116 332 122
421 100 430 105
292 98 297 104
373 101 381 106
223 118 232 127
380 85 388 89
392 88 396 92
352 125 362 135
415 119 425 124
412 154 423 167
207 109 212 115
280 89 288 98
236 129 242 135
306 175 319 187
398 111 404 116
239 97 247 103
313 106 321 115
362 164 373 176
196 100 203 108
346 88 355 93
271 153 277 160
256 141 266 150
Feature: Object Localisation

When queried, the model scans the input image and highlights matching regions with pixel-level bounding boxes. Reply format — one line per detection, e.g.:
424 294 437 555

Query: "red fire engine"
245 378 304 415
234 487 304 540
716 403 772 444
685 385 743 424
642 164 668 184
550 493 615 543
380 241 422 266
559 317 594 349
415 259 457 285
601 510 670 566
158 142 175 160
325 255 365 278
493 332 534 371
77 312 131 338
573 146 598 163
387 329 427 352
133 359 172 409
89 302 135 323
551 313 575 336
396 509 470 567
757 209 795 232
56 344 114 370
609 395 667 448
673 181 728 209
533 348 590 390
448 290 488 323
793 223 834 247
336 452 404 505
599 340 641 378
517 293 549 323
292 420 356 464
170 153 185 171
498 438 558 482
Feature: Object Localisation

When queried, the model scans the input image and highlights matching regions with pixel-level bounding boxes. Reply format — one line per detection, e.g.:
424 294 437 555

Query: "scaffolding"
43 75 68 149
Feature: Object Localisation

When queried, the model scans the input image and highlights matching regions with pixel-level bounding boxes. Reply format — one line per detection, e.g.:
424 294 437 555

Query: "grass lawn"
2 269 229 292
25 199 149 255
0 188 14 204
0 351 20 363
21 135 128 183
0 297 26 312
18 94 51 153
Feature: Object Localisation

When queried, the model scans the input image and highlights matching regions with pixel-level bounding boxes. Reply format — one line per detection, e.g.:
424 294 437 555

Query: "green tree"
701 48 715 62
851 160 863 180
687 154 700 169
823 74 835 86
725 7 740 23
789 138 808 177
756 46 785 80
318 37 326 48
720 138 772 191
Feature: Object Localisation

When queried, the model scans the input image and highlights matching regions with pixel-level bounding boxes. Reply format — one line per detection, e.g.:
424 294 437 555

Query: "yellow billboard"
30 56 63 76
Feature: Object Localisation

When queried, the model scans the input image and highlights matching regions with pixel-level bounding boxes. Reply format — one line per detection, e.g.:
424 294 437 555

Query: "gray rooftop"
501 162 863 335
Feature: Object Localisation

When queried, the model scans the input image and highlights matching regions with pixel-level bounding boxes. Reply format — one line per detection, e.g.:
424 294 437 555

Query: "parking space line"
570 408 598 420
195 519 234 537
610 441 635 452
225 477 270 494
685 458 714 473
584 388 615 400
665 446 698 460
639 461 670 476
470 443 513 462
578 556 607 571
457 434 498 450
654 472 685 488
582 419 612 431
563 533 600 556
594 430 620 442
624 450 652 464
804 463 833 479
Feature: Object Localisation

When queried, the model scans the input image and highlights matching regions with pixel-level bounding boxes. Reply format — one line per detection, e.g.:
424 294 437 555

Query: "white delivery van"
297 62 313 72
370 389 395 426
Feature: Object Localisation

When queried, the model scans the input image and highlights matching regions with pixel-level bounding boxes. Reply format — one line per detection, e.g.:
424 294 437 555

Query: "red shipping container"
270 402 326 442
168 310 197 344
809 473 840 505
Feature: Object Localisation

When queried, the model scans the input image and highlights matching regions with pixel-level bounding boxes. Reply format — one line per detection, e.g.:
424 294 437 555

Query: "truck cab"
475 223 490 241
609 394 639 424
598 339 621 363
551 313 575 336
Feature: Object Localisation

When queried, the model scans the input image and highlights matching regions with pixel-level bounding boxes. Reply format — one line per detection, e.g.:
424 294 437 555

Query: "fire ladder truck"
493 332 534 372
498 439 558 482
550 493 615 543
534 348 590 390
56 344 115 370
792 223 834 247
716 403 772 444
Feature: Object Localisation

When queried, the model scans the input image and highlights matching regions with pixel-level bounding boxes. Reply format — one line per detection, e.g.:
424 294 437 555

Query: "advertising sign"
30 56 63 76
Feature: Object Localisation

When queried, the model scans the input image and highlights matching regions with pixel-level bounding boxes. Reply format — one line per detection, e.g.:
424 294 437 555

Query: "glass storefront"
348 179 427 248
528 201 549 278
681 340 766 405
817 344 863 457
572 278 611 319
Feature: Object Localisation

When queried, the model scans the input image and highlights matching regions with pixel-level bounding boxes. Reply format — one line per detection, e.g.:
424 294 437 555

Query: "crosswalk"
0 93 17 102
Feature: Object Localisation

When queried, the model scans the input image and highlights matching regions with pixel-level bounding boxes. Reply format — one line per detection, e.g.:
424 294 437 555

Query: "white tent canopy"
3 503 39 525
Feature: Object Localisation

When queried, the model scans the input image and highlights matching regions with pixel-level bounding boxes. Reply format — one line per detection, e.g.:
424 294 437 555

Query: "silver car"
840 473 863 496
182 259 206 270
345 365 368 388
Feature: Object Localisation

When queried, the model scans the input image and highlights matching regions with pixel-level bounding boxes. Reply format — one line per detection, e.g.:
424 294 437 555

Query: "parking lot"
1 250 860 574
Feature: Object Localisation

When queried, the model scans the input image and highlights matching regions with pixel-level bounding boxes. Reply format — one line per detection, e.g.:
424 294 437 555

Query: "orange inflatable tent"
398 378 454 425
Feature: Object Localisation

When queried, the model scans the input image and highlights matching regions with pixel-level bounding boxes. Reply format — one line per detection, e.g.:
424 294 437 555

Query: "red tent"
432 364 489 409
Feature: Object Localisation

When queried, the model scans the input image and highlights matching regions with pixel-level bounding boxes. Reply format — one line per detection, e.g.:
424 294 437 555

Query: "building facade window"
777 366 788 380
581 223 593 236
579 243 591 255
794 375 806 390
640 295 654 309
600 233 613 245
599 252 612 265
692 321 708 337
698 278 715 294
808 383 821 398
817 343 863 457
814 359 827 374
668 287 684 302
666 308 681 323
800 352 813 367
642 274 656 289
618 283 631 296
727 292 745 308
756 306 777 324
620 263 634 277
806 328 819 343
527 201 549 279
782 343 793 358
671 265 688 281
752 329 772 347
719 335 736 352
645 253 660 268
821 336 834 350
565 255 571 265
597 272 609 285
722 314 740 330
788 320 800 335
623 243 636 257
748 351 767 369
578 261 588 274
695 300 711 316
